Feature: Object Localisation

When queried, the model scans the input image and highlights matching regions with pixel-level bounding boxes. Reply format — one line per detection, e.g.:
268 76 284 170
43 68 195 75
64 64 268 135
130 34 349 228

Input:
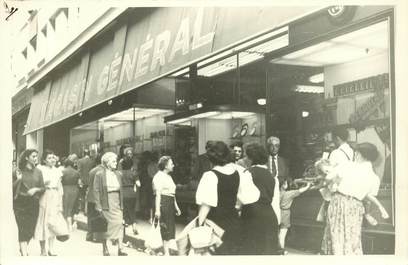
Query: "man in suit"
77 149 95 215
266 136 290 226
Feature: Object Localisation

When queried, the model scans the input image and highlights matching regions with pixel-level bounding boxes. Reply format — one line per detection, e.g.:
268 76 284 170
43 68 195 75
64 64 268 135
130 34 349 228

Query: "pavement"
21 226 148 256
74 213 314 256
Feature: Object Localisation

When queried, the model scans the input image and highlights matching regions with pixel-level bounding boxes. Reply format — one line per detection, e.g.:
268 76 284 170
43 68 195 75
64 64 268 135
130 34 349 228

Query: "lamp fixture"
302 111 310 118
257 98 267 105
308 73 324 83
295 85 324 93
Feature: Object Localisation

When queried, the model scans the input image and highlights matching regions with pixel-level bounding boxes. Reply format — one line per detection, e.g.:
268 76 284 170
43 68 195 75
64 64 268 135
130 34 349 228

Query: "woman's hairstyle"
230 141 243 149
207 141 232 166
18 149 38 170
121 157 134 170
245 143 268 165
118 144 132 160
64 157 75 168
355 142 378 162
41 149 55 165
332 127 349 142
157 156 172 171
101 152 117 167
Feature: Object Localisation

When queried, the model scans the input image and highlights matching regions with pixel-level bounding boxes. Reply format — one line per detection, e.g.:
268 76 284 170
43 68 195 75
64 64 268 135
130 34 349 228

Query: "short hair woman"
152 156 181 255
93 152 127 256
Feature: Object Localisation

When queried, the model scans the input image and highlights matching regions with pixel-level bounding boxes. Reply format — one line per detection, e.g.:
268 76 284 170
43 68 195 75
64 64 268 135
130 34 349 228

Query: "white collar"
253 164 268 169
339 143 350 150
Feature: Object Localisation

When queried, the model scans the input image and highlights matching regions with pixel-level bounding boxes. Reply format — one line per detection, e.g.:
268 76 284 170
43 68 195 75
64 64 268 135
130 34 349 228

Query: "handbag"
145 218 163 250
188 219 213 249
89 211 108 232
48 211 70 241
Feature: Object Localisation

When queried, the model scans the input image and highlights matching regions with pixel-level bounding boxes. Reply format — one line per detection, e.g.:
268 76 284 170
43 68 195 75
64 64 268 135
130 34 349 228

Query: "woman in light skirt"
34 149 64 256
93 152 127 256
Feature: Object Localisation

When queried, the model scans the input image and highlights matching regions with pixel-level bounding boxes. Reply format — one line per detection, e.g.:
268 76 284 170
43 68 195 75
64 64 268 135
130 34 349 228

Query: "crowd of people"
12 127 389 256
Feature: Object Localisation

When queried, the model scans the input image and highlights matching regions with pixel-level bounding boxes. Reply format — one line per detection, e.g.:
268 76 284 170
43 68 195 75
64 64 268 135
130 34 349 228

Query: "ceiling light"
309 73 324 83
257 98 266 105
302 111 310 118
190 111 220 119
295 85 324 93
212 111 256 119
167 117 190 125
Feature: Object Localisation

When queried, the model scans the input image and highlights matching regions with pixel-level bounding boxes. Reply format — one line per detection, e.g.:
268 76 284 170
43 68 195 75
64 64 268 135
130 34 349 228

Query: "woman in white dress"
34 149 64 256
321 142 383 255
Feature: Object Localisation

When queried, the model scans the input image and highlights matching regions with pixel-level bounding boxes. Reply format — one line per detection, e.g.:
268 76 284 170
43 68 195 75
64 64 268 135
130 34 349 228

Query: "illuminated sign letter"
169 17 190 63
192 7 215 50
97 66 110 95
151 30 171 72
119 47 138 87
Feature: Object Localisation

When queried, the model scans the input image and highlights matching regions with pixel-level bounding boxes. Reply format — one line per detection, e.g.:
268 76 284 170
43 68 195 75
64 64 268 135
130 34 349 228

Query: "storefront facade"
23 6 395 254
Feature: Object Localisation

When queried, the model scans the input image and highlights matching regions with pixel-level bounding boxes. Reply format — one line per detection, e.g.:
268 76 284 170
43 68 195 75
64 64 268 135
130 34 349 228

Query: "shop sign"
349 91 385 125
333 73 389 97
25 6 319 134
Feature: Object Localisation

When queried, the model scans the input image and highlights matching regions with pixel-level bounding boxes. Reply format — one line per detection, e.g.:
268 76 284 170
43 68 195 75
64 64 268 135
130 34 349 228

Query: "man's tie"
271 156 277 177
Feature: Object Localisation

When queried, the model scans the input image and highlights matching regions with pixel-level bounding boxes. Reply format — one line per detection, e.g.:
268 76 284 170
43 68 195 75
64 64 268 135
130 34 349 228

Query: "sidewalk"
74 213 314 255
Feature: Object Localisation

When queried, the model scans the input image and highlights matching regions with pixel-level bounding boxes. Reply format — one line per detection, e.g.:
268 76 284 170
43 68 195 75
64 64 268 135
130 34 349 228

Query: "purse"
48 211 70 241
188 219 213 249
89 211 108 232
145 218 163 250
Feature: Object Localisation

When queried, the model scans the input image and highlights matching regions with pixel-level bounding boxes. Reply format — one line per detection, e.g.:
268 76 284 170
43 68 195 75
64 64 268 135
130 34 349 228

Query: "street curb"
75 219 146 250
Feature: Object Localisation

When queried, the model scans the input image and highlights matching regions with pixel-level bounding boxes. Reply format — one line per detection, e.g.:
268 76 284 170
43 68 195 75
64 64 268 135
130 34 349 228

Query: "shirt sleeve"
195 171 218 207
237 169 260 205
368 175 380 196
152 173 162 193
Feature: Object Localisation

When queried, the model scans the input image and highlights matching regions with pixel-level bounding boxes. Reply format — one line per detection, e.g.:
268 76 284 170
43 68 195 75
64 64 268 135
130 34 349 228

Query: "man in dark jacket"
77 149 95 214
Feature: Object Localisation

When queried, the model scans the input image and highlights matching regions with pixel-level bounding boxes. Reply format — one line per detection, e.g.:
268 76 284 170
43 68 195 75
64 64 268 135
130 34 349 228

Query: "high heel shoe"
47 251 57 256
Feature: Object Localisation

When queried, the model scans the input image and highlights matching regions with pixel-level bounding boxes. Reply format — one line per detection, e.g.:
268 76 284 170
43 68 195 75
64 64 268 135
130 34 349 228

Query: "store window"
268 19 393 229
70 107 174 160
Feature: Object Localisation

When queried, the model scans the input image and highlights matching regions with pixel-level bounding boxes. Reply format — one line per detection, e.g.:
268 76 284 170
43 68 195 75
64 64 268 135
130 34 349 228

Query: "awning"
24 6 322 135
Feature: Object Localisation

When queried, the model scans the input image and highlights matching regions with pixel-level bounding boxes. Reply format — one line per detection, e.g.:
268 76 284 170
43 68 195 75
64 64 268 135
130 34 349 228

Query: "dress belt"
108 190 120 193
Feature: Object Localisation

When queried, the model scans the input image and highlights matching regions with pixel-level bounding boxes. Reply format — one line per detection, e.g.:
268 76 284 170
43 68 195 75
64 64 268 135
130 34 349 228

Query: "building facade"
11 5 396 254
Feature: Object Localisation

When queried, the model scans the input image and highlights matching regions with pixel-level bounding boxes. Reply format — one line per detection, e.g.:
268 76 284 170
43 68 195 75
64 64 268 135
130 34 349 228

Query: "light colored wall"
324 52 390 179
324 52 389 98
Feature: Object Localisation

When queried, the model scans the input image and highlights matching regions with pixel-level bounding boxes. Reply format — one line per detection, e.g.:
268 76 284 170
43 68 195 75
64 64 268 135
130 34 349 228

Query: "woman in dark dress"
118 147 140 235
61 158 81 232
13 149 45 256
195 141 260 255
240 143 280 255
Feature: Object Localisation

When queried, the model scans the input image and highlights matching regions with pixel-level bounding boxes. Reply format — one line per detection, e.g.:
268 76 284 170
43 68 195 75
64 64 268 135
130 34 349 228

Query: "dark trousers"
77 185 88 214
86 202 97 242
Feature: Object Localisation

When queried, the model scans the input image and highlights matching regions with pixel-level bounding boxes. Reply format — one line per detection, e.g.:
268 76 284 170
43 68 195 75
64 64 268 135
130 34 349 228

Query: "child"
279 179 311 253
314 158 389 226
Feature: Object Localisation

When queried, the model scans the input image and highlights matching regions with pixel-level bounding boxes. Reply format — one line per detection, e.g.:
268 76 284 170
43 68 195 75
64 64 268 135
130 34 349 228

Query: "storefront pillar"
25 129 44 154
26 131 37 150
